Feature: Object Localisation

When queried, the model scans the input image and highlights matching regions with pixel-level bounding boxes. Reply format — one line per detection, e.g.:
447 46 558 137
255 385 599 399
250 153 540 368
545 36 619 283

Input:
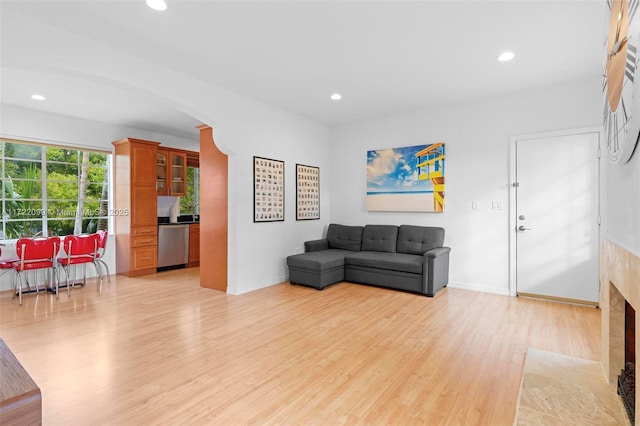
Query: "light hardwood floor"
0 269 600 425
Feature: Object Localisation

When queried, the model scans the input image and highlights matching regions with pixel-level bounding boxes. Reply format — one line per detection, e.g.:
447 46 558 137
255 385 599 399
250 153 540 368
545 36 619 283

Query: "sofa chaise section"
287 224 363 290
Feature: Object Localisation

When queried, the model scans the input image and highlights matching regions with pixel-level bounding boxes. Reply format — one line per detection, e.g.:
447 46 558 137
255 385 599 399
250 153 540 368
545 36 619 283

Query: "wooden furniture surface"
0 339 42 425
112 138 159 276
198 125 228 292
156 148 187 196
0 273 601 425
188 223 200 267
131 143 157 186
156 149 168 196
168 150 187 196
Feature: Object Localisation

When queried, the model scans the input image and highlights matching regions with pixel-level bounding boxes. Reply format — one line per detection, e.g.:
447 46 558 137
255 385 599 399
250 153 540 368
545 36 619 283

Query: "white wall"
329 77 602 295
2 10 332 295
603 144 640 254
1 105 198 151
223 110 331 294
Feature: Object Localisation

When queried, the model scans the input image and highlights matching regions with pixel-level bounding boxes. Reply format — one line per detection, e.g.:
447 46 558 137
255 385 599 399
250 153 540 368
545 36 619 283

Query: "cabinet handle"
140 257 151 260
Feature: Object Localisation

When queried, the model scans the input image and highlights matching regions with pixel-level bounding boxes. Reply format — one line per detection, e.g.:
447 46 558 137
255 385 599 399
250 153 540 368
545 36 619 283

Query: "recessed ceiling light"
330 93 342 101
31 94 46 101
146 0 167 11
498 51 515 62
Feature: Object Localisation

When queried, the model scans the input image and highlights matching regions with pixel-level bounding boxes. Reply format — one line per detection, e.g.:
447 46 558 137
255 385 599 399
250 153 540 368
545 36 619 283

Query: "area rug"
513 348 629 426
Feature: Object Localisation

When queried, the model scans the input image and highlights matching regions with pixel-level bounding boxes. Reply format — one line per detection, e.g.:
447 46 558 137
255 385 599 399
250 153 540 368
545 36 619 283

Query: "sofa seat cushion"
286 249 351 271
345 251 423 274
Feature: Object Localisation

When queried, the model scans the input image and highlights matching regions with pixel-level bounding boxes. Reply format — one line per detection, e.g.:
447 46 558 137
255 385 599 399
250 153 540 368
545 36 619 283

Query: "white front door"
514 130 600 303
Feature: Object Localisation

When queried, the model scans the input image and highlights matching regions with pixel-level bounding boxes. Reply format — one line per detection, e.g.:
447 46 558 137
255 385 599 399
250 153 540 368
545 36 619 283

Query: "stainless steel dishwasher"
157 224 189 269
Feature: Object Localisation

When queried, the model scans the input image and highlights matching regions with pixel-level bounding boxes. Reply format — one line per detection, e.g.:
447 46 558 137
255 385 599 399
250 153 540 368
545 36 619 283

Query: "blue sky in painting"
367 144 433 193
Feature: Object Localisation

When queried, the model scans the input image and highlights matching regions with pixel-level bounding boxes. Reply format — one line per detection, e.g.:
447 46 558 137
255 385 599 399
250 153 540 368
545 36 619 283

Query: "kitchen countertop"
158 215 199 225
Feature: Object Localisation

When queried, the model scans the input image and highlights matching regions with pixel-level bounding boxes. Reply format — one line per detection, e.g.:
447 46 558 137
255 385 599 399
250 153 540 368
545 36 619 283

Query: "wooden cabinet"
156 150 168 195
132 144 157 186
131 186 158 227
131 226 156 237
156 149 187 196
188 223 200 267
131 246 157 271
169 151 187 196
112 138 160 277
113 139 197 276
189 223 200 267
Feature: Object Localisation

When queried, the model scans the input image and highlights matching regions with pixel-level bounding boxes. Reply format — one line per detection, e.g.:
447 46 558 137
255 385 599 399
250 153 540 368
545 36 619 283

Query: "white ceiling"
1 1 606 139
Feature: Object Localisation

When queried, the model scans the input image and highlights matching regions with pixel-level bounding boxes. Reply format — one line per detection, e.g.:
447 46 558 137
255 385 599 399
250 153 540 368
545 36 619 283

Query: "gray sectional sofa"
286 224 450 297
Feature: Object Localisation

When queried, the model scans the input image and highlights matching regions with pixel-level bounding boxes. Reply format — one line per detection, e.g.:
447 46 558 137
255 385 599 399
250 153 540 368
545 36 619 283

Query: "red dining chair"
13 236 61 305
95 230 110 289
57 234 101 297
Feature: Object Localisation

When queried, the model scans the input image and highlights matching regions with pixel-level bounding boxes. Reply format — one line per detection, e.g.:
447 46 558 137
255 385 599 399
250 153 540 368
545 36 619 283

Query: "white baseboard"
233 274 288 295
447 281 511 296
233 278 512 297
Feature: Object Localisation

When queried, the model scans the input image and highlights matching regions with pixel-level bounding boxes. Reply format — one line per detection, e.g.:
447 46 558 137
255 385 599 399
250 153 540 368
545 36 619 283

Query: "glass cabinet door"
156 150 168 195
169 152 186 196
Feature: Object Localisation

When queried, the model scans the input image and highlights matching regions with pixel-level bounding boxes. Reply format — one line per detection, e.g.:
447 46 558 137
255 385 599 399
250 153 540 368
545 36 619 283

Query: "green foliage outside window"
180 166 200 216
1 141 110 239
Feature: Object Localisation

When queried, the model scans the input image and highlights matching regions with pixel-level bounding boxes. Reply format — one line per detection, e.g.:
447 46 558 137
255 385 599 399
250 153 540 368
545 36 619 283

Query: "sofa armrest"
425 247 450 259
305 239 329 252
422 247 451 296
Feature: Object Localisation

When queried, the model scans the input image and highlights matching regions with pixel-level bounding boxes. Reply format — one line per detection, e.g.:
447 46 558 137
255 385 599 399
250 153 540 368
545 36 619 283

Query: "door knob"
518 225 532 232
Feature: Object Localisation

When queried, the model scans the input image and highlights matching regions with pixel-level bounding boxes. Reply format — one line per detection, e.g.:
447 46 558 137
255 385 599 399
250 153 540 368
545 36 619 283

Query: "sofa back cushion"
361 225 398 253
396 225 444 255
327 224 364 251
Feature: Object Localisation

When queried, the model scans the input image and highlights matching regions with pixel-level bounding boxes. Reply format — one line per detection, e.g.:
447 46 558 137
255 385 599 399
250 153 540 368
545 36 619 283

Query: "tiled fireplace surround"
601 239 640 421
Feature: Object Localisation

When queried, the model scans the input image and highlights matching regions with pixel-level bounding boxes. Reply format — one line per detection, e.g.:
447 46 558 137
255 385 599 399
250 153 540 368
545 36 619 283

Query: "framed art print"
253 156 285 222
367 142 445 212
296 163 320 220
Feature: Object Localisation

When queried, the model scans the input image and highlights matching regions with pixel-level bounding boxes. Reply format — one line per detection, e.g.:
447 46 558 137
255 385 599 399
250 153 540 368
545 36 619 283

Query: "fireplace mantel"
601 239 640 422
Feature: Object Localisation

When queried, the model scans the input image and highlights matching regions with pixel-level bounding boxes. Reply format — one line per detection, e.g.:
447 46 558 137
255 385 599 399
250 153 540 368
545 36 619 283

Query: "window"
179 152 200 216
1 139 111 239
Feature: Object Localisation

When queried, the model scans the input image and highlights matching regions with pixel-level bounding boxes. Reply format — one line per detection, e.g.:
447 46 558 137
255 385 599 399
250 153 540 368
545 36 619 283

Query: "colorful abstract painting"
367 143 445 212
